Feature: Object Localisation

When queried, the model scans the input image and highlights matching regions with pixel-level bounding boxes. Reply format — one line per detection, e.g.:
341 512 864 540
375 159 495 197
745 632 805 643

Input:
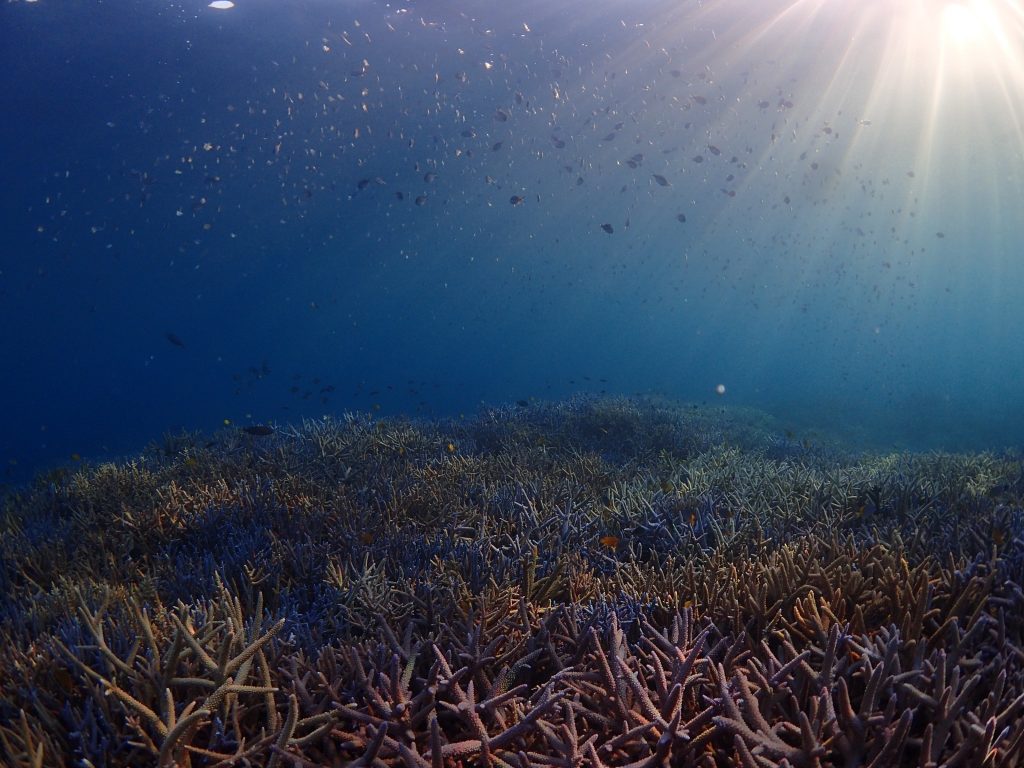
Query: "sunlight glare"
943 3 983 45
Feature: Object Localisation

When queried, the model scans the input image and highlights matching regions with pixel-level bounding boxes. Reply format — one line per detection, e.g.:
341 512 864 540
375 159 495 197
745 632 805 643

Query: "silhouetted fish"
165 332 185 348
242 425 274 436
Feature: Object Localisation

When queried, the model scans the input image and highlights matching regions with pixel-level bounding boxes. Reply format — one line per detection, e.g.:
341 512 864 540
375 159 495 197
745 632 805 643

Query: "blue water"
3 0 1023 483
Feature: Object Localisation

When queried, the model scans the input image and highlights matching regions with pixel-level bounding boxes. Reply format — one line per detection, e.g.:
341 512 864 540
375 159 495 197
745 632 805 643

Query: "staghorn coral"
0 395 1023 766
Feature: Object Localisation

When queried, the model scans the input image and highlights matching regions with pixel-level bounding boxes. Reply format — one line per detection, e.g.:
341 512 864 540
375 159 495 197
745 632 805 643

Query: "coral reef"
1 396 1023 766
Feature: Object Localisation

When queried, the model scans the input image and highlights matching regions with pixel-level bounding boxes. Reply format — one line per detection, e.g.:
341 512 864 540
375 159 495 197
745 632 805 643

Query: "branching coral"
1 396 1022 767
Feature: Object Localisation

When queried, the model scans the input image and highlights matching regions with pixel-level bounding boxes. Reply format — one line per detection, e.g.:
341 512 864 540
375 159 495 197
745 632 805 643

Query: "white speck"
715 384 726 396
209 0 235 9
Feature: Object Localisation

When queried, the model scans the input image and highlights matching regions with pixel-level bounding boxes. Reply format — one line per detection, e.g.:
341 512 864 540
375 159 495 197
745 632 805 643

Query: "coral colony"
1 396 1023 767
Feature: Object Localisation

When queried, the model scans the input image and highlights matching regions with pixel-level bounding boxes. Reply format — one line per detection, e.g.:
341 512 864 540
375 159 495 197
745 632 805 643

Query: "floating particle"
208 0 234 8
652 173 670 187
601 223 614 234
715 384 726 396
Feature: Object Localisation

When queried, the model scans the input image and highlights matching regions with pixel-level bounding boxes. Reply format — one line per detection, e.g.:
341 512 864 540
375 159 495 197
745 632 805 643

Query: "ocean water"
3 0 1023 484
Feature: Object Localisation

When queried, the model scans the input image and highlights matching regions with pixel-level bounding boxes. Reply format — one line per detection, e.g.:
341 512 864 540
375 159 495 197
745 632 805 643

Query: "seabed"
1 396 1022 766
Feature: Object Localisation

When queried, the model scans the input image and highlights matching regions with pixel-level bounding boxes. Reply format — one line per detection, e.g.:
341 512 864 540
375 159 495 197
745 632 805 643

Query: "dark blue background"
2 0 1022 483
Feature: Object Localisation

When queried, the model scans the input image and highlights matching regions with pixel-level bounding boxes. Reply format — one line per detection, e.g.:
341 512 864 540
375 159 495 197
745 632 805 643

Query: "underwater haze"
3 0 1024 482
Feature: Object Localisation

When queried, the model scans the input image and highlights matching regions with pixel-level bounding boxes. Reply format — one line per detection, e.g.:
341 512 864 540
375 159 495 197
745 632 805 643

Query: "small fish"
242 425 274 436
414 194 428 206
599 535 620 550
676 213 687 223
509 195 524 206
652 173 670 187
423 172 438 183
491 141 503 151
494 108 510 122
708 145 721 155
601 223 614 234
165 331 186 348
